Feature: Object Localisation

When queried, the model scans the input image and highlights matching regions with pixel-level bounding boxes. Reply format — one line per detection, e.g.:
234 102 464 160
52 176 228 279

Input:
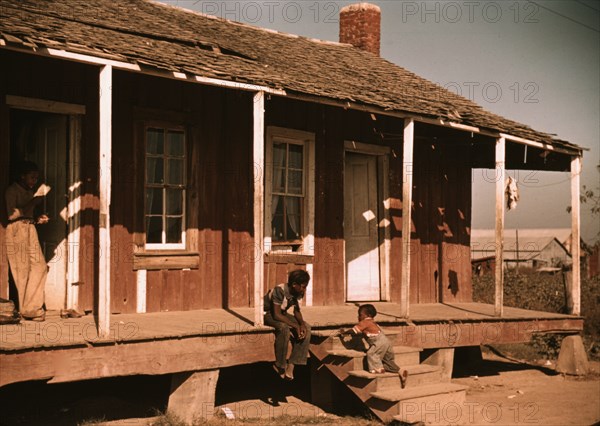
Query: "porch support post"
494 137 505 317
400 118 414 318
570 156 582 315
253 91 265 326
98 65 112 337
168 369 220 422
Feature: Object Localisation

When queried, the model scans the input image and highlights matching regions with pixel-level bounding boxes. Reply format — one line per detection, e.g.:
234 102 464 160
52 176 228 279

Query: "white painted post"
400 118 414 318
136 270 147 313
98 65 112 337
494 137 505 317
253 91 265 326
570 156 582 315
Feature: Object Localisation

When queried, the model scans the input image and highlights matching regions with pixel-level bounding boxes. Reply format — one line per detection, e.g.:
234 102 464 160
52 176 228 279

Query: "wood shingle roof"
0 0 582 152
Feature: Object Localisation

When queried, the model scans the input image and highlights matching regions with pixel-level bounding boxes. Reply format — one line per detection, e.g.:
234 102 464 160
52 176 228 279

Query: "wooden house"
0 1 587 423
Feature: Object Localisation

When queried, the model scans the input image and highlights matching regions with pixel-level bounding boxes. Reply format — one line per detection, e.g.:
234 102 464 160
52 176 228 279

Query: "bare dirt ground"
451 354 600 426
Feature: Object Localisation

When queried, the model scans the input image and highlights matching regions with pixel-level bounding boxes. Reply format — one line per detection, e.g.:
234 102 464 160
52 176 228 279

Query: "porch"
0 302 582 387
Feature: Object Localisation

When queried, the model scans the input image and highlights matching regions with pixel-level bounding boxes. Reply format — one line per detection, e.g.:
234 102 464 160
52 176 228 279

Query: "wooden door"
344 152 380 301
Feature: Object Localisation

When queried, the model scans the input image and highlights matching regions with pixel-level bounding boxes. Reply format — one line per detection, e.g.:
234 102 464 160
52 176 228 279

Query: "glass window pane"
166 217 182 243
147 129 164 154
167 189 183 215
145 188 163 215
273 143 286 167
272 196 284 215
146 157 164 184
288 170 303 194
146 216 162 243
273 167 285 193
288 144 303 169
167 131 185 156
168 159 184 185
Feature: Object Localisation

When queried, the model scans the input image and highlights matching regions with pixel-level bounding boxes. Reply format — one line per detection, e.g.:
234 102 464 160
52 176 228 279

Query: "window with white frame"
145 126 186 249
266 127 314 254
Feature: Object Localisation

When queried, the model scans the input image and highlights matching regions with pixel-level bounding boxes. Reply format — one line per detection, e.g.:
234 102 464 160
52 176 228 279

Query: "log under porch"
0 302 582 388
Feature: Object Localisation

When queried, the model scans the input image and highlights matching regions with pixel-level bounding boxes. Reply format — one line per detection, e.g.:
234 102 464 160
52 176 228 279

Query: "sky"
162 0 600 242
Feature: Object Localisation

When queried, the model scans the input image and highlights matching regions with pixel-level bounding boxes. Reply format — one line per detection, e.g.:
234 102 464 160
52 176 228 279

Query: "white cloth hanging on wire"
505 176 520 210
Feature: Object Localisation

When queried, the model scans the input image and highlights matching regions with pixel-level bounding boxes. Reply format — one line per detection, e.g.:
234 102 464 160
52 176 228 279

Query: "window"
145 126 186 249
265 127 314 254
272 141 304 242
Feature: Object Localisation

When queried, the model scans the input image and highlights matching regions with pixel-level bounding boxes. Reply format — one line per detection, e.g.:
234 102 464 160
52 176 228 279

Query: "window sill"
133 251 199 271
264 252 314 264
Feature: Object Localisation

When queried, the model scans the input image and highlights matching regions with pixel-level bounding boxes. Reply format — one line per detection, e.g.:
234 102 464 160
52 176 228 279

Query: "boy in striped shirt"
340 304 408 387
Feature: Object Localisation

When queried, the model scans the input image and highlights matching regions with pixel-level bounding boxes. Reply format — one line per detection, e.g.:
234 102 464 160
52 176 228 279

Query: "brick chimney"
339 3 381 56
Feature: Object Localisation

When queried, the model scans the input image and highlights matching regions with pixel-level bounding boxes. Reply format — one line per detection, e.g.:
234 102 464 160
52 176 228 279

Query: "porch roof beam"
45 48 141 71
2 45 285 95
281 92 582 156
46 48 285 95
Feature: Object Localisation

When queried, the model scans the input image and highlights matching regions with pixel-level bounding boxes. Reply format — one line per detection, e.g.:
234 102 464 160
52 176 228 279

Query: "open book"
34 183 51 197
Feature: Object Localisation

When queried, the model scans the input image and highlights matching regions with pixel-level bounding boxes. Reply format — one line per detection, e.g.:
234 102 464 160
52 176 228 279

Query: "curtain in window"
286 197 300 238
272 143 286 233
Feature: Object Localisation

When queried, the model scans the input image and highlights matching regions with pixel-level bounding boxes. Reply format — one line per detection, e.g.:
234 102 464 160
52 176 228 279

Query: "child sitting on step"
339 304 408 387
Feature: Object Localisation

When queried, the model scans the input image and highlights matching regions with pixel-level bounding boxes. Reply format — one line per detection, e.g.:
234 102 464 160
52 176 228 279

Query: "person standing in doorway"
5 160 49 321
264 269 311 380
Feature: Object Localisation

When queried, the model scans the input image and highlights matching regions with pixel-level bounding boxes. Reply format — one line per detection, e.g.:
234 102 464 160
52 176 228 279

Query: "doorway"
344 151 381 301
9 109 69 310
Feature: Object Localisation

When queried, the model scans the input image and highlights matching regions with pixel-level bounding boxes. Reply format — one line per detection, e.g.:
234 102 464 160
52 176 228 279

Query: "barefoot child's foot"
399 369 408 388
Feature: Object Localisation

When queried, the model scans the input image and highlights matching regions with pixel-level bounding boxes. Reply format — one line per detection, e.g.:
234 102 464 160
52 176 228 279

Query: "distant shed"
471 229 573 270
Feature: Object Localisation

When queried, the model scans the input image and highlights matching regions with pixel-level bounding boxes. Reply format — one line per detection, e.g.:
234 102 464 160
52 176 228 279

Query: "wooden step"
370 382 468 402
324 345 421 369
324 349 365 370
325 349 365 358
393 345 422 365
366 383 468 425
369 382 468 423
388 383 469 425
347 364 442 390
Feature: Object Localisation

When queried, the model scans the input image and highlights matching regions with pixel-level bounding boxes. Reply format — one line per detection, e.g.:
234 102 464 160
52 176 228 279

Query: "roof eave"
0 43 584 157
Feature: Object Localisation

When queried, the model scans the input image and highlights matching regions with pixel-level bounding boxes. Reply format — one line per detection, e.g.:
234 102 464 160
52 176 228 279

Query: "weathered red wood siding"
110 73 254 313
411 124 473 303
266 99 473 305
264 261 308 291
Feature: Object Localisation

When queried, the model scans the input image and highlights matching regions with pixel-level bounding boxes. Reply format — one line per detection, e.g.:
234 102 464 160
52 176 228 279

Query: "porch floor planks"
0 303 581 352
0 309 270 351
300 302 581 326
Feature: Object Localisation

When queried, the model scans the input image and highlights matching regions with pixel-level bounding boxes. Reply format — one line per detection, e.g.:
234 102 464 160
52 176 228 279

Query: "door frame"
6 95 85 310
343 141 391 301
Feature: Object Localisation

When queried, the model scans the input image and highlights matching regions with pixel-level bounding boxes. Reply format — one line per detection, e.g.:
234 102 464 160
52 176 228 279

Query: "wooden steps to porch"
310 334 467 424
